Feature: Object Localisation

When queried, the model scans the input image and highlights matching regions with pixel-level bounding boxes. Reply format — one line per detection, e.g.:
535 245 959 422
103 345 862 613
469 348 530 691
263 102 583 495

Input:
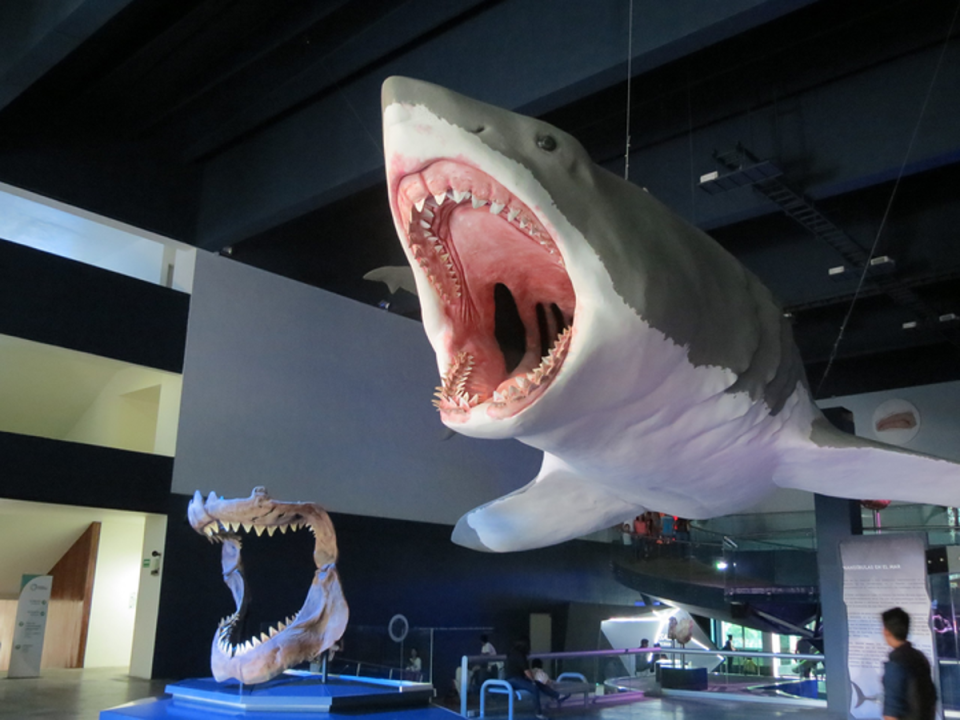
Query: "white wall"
83 514 145 668
129 514 167 679
0 335 182 457
65 367 182 456
0 181 196 292
819 380 960 462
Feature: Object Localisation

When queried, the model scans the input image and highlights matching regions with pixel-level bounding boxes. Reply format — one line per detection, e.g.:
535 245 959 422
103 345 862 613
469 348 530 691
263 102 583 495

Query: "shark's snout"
383 93 577 429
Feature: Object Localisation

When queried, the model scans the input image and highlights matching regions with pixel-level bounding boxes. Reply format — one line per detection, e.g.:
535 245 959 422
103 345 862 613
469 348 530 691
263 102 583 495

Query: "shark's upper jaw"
392 160 576 425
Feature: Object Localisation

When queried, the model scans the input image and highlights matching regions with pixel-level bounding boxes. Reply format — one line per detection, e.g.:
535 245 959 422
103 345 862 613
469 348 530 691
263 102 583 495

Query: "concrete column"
816 405 863 718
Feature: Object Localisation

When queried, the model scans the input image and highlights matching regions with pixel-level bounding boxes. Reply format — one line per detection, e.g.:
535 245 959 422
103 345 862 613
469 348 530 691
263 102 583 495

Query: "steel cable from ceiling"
814 0 960 399
623 0 634 180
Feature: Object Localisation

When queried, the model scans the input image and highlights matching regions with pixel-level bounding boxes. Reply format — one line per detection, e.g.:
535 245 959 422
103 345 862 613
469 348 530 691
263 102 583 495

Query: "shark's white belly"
519 306 817 519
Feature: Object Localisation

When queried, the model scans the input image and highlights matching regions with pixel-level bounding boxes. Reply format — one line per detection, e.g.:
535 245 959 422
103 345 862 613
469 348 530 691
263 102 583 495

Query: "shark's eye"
536 134 557 152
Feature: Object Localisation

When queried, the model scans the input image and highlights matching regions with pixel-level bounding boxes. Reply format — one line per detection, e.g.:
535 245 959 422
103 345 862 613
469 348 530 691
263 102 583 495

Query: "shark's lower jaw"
188 487 348 685
395 160 576 422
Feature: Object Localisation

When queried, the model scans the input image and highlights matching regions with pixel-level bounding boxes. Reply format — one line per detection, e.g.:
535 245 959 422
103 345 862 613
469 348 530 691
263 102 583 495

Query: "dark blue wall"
152 492 637 688
0 431 173 513
0 239 189 372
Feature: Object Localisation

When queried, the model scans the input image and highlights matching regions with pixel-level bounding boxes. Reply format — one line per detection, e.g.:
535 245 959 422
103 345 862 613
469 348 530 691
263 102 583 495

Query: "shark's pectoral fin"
452 454 644 552
773 416 960 505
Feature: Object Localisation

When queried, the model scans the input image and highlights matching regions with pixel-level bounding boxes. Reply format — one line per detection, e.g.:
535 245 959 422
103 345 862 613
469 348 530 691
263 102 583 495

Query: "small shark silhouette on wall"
380 76 960 553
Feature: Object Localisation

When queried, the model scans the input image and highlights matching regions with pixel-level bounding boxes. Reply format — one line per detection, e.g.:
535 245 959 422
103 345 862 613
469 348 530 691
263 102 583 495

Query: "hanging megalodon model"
381 76 960 553
188 487 348 684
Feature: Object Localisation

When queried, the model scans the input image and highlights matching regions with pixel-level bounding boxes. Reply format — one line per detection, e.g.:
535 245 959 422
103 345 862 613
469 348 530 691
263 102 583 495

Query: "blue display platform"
100 671 437 719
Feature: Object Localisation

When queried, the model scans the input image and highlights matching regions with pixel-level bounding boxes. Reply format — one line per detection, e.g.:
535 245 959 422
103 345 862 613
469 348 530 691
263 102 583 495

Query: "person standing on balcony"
881 607 936 720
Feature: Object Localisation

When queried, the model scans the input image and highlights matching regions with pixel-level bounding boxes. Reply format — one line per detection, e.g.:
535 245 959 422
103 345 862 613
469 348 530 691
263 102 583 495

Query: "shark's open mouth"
396 160 576 420
187 487 348 684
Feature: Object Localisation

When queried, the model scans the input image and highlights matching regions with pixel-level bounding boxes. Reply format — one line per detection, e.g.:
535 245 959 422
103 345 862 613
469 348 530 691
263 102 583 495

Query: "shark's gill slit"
494 283 525 375
550 303 567 335
536 303 550 359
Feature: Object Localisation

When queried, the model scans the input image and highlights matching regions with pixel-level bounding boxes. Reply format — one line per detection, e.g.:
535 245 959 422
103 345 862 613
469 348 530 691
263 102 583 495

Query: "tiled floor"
0 668 837 720
0 667 167 720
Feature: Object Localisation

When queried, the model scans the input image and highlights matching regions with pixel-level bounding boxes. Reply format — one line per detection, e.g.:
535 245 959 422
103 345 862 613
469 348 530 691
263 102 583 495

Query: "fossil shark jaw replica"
382 76 960 553
188 487 348 684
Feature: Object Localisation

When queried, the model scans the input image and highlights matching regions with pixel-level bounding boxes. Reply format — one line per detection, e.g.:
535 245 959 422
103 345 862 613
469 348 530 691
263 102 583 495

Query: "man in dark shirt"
881 607 937 720
504 639 561 719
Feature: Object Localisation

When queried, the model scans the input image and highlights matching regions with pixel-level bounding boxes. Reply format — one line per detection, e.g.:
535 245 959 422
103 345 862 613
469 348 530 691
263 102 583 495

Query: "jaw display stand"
100 665 440 719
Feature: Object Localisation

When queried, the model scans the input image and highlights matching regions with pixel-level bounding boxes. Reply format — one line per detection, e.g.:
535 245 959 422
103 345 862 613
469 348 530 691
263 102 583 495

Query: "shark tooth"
433 193 446 205
492 391 506 403
291 522 300 532
254 525 264 536
516 376 530 390
279 525 288 534
507 208 520 222
243 523 253 533
422 207 434 219
490 202 504 215
415 198 426 212
204 525 215 536
277 621 287 631
419 220 431 229
471 196 487 209
261 632 270 642
267 526 276 537
453 189 469 203
251 636 261 647
208 491 218 504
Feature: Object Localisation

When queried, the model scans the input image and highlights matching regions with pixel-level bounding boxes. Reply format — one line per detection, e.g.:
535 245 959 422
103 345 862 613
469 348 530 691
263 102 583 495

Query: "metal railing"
329 656 422 682
458 646 825 716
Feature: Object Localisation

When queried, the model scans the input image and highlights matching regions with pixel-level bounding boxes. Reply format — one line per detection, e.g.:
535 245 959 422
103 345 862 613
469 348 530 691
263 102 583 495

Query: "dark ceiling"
1 0 958 399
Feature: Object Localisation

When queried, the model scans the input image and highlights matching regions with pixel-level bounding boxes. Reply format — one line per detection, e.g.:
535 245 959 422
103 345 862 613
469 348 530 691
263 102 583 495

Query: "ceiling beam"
195 0 816 249
0 0 136 111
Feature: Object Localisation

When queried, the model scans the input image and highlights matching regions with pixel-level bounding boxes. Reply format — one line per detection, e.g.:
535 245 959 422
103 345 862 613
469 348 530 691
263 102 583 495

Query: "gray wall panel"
173 252 540 524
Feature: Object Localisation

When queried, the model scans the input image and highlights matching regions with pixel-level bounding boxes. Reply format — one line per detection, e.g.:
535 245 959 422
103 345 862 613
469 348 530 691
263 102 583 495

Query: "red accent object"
861 499 891 511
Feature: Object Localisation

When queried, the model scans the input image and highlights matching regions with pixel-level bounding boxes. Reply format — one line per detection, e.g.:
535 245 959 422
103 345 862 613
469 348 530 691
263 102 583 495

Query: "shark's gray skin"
381 76 960 553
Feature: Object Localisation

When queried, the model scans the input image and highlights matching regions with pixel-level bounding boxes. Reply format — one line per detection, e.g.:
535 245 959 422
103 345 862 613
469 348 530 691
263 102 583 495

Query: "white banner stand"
8 574 53 679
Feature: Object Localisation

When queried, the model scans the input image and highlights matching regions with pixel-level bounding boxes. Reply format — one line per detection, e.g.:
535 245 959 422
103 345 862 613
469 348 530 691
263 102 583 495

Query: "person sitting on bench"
505 639 562 719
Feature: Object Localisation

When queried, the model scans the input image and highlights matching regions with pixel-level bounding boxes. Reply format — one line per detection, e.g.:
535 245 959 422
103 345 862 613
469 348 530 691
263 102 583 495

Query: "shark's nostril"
494 283 525 375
